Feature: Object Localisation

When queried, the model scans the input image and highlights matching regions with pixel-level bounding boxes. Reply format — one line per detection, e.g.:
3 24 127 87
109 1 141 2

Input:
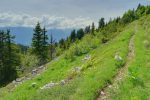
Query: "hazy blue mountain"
0 27 72 46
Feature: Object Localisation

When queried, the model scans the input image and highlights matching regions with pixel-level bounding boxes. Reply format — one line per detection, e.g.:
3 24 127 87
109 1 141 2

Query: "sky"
0 0 150 29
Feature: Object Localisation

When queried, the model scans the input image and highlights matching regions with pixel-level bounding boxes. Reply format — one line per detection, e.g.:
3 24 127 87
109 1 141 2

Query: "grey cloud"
0 13 94 29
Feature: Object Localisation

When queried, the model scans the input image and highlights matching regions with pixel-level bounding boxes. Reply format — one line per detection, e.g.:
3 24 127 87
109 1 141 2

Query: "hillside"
0 14 150 100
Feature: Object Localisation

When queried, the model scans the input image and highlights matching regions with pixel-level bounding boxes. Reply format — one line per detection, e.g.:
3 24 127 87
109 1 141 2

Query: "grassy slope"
29 26 133 100
10 25 132 100
109 16 150 100
1 15 149 100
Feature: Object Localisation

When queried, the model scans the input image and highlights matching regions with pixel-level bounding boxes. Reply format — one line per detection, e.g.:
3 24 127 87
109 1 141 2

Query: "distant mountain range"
0 27 72 46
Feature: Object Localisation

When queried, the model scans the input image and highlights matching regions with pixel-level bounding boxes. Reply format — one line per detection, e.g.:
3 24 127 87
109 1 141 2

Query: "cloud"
0 13 94 29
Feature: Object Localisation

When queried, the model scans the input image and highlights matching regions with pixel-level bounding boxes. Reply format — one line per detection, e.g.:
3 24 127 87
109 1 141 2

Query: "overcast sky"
0 0 150 29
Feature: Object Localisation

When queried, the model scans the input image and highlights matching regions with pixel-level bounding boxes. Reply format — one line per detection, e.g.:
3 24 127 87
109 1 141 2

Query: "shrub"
102 36 109 43
143 40 150 49
115 60 125 68
20 52 39 72
64 35 100 60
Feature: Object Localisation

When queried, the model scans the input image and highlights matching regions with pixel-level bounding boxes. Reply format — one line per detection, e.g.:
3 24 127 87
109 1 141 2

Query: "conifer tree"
91 22 95 35
59 38 65 49
32 22 48 65
0 30 19 84
49 33 55 60
84 25 90 34
98 18 105 29
77 28 84 40
70 29 76 42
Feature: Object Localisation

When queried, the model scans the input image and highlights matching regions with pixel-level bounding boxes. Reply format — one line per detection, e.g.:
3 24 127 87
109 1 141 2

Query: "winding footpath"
96 31 135 100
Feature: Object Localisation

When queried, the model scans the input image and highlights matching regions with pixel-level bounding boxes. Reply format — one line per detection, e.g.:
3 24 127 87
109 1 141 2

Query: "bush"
64 47 75 61
102 36 109 43
143 40 150 49
115 60 125 68
64 35 100 60
20 52 39 72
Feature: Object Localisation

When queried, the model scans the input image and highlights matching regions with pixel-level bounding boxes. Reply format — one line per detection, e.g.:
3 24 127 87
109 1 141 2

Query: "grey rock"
60 80 65 85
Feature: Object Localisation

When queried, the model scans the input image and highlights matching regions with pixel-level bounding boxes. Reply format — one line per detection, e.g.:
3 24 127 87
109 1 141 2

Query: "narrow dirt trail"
96 31 135 100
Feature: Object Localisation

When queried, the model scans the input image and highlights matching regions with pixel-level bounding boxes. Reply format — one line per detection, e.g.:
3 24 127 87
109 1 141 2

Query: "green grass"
29 26 132 100
108 16 150 100
0 55 85 100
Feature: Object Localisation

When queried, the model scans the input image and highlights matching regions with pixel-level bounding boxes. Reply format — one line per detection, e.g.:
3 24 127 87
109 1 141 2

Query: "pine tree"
49 33 55 60
32 22 48 65
59 38 65 49
98 18 105 29
91 22 95 35
41 27 49 63
70 30 76 42
84 25 90 34
42 27 48 45
77 28 84 40
0 30 19 84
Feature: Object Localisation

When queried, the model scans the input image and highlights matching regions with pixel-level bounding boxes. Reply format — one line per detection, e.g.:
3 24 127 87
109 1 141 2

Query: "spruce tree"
70 29 76 42
32 22 48 65
59 39 65 49
84 25 90 34
49 34 55 60
77 28 84 40
98 18 105 29
41 27 49 63
0 30 19 85
91 22 95 35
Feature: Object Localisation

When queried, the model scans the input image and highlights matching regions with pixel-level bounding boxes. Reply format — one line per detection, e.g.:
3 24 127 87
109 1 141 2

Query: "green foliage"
121 9 136 24
76 28 84 40
70 29 76 42
110 18 150 99
20 52 39 72
81 57 94 71
98 18 105 29
101 35 109 43
59 38 65 49
128 67 144 87
32 22 49 65
84 25 91 34
91 22 95 35
0 30 20 85
115 60 125 68
64 35 100 60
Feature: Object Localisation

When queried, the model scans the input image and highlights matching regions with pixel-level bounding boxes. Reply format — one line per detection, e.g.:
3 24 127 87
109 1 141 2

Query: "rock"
114 54 122 61
41 81 58 89
108 85 112 88
82 55 91 61
12 80 16 84
32 69 38 74
16 78 22 82
38 65 44 69
60 80 65 85
72 67 81 73
26 77 31 80
101 91 105 95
